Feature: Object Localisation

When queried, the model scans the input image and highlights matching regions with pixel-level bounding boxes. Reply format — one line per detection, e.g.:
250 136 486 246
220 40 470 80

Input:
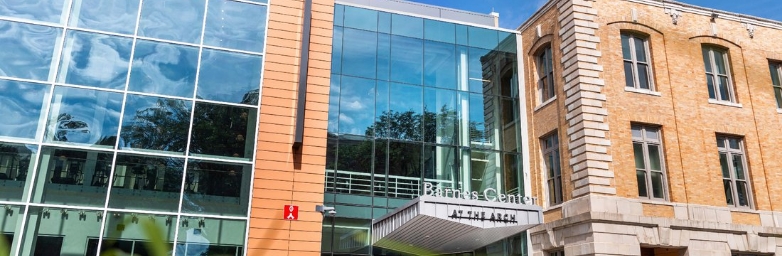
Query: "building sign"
422 182 538 205
284 205 298 220
448 209 517 223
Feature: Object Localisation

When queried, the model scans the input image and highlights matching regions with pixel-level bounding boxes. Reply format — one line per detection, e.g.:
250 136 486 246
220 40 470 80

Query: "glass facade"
0 0 267 254
324 4 525 255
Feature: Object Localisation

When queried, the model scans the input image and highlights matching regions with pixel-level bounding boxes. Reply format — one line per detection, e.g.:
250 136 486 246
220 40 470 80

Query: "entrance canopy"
372 196 542 255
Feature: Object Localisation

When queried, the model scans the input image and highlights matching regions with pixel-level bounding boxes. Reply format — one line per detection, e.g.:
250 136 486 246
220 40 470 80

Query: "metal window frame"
631 125 667 201
717 135 753 209
541 132 562 206
621 33 655 91
704 46 736 102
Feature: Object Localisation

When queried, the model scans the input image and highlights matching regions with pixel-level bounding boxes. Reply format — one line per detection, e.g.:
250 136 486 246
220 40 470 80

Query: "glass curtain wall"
324 4 523 255
0 0 268 255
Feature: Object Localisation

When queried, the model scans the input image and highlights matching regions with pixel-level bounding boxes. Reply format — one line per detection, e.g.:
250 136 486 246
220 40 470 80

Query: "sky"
407 0 782 29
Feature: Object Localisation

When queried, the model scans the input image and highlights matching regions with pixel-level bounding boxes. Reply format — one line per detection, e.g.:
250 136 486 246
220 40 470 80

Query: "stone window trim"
769 61 782 109
541 132 562 206
702 45 738 103
535 45 555 106
716 135 754 209
631 124 668 201
621 32 655 91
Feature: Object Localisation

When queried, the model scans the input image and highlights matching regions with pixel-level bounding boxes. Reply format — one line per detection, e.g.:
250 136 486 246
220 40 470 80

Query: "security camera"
316 205 336 217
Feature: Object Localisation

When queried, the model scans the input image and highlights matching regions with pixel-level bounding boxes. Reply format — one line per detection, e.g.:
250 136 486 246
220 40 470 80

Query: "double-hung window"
703 46 735 102
621 33 653 90
717 135 751 208
542 133 562 205
770 62 782 108
632 125 666 200
537 46 554 104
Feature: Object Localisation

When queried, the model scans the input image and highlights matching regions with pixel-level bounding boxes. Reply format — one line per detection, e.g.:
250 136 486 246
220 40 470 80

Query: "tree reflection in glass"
109 153 183 212
189 102 255 159
120 95 191 154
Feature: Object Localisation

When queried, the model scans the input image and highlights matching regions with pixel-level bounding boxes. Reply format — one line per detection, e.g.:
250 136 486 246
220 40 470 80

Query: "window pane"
119 95 192 154
633 37 647 62
633 143 645 169
377 12 390 34
723 180 734 205
377 33 390 81
638 63 650 89
0 21 61 81
182 160 251 216
197 49 262 105
45 86 123 147
424 40 457 89
468 26 498 50
374 80 389 136
338 76 376 136
203 0 267 52
101 212 177 255
386 83 422 141
775 87 782 108
0 0 66 23
423 145 458 189
58 31 133 90
328 76 340 134
631 126 642 138
647 144 661 171
645 128 659 141
455 24 468 45
548 179 556 204
424 19 455 44
0 79 49 140
621 34 631 60
470 150 500 196
623 61 635 88
719 153 730 178
342 28 377 79
714 50 727 75
391 14 423 39
424 87 458 145
717 137 725 148
19 207 103 256
128 40 199 98
109 154 184 211
771 64 781 86
331 26 342 74
651 171 664 198
0 142 36 202
189 102 256 159
335 135 372 196
69 0 139 34
732 154 745 180
175 217 246 255
390 35 423 85
31 147 112 206
373 139 387 197
736 181 749 207
702 47 712 73
387 141 421 199
706 74 716 99
468 47 491 93
728 138 740 149
718 76 731 101
0 205 22 253
636 170 647 197
343 6 377 32
138 0 205 44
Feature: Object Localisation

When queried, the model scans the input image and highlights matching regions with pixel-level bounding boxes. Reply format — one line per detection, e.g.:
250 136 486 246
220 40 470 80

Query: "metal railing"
325 169 454 198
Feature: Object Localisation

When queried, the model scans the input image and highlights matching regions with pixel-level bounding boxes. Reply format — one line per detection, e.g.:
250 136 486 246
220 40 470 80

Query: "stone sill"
777 108 782 114
534 96 557 112
708 99 743 108
624 87 662 97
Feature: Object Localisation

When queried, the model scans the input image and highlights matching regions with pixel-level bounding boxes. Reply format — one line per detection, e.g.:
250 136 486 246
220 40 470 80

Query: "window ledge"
777 108 782 114
534 96 557 112
624 87 661 96
708 99 743 108
637 198 673 206
728 207 757 214
544 203 563 212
